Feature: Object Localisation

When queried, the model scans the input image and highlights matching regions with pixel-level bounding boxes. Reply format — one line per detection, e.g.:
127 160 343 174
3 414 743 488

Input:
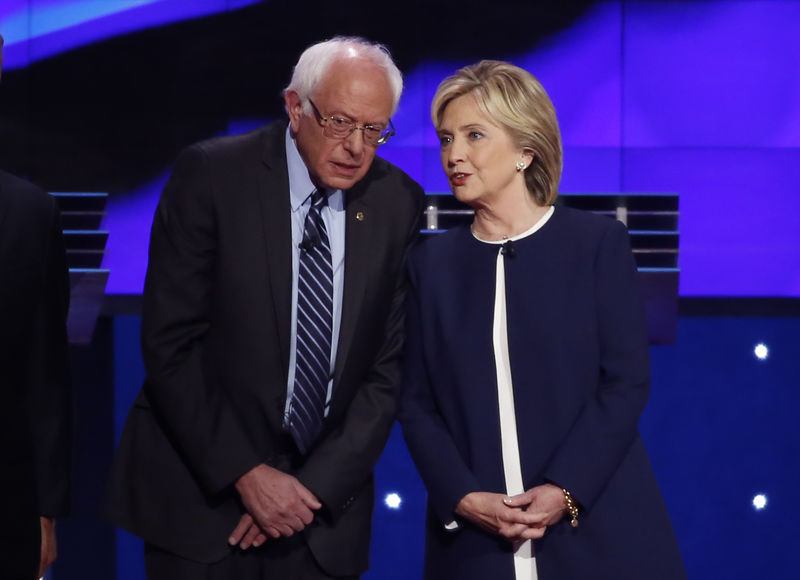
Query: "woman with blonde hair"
399 60 685 579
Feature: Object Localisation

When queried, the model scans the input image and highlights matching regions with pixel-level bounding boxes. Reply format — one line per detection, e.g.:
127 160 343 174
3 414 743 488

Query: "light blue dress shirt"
282 128 346 426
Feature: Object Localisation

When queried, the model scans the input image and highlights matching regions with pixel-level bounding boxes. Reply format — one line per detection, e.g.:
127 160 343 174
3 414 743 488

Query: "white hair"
284 36 404 115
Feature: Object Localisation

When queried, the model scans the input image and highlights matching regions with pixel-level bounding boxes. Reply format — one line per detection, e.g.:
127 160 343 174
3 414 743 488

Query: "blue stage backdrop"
2 1 799 579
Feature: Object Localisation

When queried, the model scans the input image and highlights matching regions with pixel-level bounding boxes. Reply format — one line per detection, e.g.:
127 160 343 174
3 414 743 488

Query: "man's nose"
342 127 365 156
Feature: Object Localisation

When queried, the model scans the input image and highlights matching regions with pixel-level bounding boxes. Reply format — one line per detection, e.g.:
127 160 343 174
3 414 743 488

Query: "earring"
515 161 526 172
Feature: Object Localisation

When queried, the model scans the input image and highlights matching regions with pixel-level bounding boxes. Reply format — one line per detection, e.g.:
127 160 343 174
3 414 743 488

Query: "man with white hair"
107 37 424 579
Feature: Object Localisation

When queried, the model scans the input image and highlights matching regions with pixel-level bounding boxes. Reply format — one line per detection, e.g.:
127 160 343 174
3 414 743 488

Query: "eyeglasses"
308 98 395 146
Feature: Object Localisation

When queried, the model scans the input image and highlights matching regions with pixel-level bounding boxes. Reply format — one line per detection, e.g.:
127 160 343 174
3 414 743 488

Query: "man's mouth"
331 161 361 175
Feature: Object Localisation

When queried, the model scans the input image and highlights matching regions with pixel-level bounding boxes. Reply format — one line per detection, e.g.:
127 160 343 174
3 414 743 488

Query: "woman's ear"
521 148 535 168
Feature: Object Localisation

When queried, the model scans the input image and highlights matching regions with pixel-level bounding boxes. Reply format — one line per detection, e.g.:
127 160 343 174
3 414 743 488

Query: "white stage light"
752 494 767 510
385 492 402 509
754 343 768 360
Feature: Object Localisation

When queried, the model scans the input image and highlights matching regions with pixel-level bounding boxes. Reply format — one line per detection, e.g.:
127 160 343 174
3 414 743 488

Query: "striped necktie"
288 189 333 454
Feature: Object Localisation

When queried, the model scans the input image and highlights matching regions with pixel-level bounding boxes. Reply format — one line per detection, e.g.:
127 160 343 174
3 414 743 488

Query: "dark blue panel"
644 316 800 579
117 529 145 580
113 315 147 579
366 424 426 579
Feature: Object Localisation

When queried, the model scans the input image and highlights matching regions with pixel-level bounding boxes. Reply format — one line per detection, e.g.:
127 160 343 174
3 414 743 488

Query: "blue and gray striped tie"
289 189 333 454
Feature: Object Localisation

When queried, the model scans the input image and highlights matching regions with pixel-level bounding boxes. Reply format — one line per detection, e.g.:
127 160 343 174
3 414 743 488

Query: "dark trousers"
144 535 360 580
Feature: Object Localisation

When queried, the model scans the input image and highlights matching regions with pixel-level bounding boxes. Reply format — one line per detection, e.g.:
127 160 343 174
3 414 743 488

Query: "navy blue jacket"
399 206 685 579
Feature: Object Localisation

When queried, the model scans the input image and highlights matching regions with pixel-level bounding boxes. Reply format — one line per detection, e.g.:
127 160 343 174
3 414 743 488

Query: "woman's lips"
450 172 470 186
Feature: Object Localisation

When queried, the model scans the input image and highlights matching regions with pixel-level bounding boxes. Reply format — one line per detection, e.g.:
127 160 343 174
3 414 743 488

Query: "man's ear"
285 90 303 134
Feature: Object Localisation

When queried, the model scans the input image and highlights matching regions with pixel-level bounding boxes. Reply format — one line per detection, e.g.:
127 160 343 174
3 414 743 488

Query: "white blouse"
477 206 554 580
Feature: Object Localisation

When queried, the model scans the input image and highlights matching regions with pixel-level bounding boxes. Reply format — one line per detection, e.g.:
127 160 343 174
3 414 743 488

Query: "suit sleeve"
398 256 482 526
296 182 424 521
27 193 73 517
140 146 261 496
542 219 651 510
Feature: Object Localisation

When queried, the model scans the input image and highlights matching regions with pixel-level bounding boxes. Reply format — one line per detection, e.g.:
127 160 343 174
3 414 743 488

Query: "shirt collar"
285 127 344 212
286 127 317 212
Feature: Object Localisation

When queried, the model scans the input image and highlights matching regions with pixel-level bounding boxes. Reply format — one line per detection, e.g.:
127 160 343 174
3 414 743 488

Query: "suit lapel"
255 125 293 375
333 181 373 388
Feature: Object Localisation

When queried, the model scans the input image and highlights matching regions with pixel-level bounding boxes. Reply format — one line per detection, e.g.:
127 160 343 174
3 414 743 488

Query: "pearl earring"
515 161 526 172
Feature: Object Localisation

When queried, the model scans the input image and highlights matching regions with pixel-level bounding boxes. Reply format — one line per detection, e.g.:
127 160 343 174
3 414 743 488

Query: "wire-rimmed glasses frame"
308 98 395 146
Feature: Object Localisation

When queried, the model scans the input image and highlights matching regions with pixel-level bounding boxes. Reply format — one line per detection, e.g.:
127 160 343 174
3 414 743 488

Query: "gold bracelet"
562 488 579 528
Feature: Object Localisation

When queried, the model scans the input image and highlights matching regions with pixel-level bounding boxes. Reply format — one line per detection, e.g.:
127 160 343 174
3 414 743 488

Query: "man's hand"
228 513 267 549
234 464 321 539
39 517 57 578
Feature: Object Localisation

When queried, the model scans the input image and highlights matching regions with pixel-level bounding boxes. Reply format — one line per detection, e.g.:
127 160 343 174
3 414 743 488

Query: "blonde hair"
431 60 562 205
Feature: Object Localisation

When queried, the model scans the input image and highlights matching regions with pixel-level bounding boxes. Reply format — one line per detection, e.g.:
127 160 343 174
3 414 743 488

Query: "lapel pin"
356 211 365 222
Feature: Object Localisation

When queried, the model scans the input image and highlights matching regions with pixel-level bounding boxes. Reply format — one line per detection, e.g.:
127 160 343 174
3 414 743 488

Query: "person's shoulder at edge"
171 120 287 169
547 203 628 242
0 167 49 199
0 168 57 222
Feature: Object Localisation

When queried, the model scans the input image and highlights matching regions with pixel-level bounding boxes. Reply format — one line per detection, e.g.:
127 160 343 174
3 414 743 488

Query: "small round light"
752 494 767 510
384 492 402 509
754 343 768 360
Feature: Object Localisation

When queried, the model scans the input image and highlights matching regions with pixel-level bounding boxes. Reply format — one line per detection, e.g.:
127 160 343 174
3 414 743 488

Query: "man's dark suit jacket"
106 121 424 576
0 169 72 580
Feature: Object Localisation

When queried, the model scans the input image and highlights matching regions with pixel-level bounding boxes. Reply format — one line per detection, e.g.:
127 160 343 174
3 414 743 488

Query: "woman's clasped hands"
455 483 567 550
